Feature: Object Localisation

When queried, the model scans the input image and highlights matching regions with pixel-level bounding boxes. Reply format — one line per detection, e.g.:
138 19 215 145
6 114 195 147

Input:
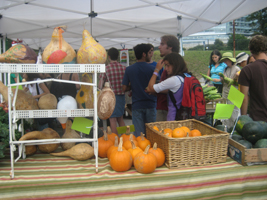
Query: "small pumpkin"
107 137 126 160
107 126 117 144
137 132 151 151
109 138 132 172
189 129 202 137
98 131 114 158
172 127 186 138
123 134 139 150
148 143 165 167
128 140 143 165
134 145 157 174
121 126 136 142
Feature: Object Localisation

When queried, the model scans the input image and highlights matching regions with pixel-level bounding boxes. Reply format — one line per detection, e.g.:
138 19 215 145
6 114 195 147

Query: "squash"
98 131 114 158
172 127 186 138
242 121 265 144
0 44 37 63
76 73 94 109
42 26 76 64
235 115 253 135
148 143 165 167
50 143 94 161
19 128 60 153
77 29 107 64
97 82 116 120
134 145 157 174
109 138 132 172
120 125 136 142
38 93 57 109
137 132 151 151
123 134 138 150
254 139 267 148
128 140 143 164
61 119 81 150
107 136 118 160
0 81 39 110
238 140 252 149
106 126 117 144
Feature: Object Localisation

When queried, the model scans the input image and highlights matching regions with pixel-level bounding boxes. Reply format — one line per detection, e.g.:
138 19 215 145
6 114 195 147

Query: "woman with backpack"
207 50 227 94
146 52 189 121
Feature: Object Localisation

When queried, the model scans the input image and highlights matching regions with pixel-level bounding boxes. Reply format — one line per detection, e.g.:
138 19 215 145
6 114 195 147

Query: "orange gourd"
189 129 202 137
148 143 165 167
153 126 159 131
123 134 138 150
164 132 172 138
121 126 136 142
163 128 173 137
128 140 143 165
180 126 190 136
98 131 114 158
134 145 157 174
109 138 132 172
172 127 186 138
107 136 121 160
137 132 151 151
107 126 117 144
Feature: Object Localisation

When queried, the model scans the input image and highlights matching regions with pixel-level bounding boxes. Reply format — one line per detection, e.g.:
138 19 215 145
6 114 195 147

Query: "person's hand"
155 59 164 72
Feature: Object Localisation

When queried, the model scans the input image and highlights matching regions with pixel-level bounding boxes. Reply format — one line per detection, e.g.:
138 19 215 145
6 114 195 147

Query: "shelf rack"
0 63 105 179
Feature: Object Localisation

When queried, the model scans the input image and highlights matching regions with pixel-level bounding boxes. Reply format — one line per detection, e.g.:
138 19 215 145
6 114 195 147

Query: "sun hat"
219 52 236 63
236 52 249 64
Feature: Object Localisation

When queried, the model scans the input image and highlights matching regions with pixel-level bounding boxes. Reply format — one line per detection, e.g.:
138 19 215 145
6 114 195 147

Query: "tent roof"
1 0 266 50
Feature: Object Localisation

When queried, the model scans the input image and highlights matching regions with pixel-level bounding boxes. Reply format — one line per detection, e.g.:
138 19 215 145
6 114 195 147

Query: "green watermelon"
235 115 253 135
257 121 267 138
215 125 226 132
231 134 243 142
242 121 265 144
238 140 253 149
254 139 267 148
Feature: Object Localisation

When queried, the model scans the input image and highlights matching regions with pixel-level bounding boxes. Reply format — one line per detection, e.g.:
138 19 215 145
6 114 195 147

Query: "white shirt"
25 78 44 97
153 76 184 93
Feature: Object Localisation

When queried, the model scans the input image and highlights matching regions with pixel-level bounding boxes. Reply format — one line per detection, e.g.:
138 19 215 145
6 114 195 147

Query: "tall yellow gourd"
77 29 107 64
42 26 76 64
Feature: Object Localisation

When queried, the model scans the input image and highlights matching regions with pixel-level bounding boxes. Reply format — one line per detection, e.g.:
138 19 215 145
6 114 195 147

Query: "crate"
206 98 227 110
228 138 267 166
146 119 229 168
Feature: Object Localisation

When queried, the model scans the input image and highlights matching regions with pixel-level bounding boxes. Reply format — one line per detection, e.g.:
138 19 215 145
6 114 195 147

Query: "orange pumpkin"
172 127 186 138
164 132 172 138
134 145 157 174
109 138 132 172
153 126 159 131
163 128 173 137
148 143 165 167
137 132 151 151
180 126 190 136
189 129 202 137
98 131 114 158
107 126 117 144
123 134 139 150
128 140 143 165
107 136 124 160
120 126 136 142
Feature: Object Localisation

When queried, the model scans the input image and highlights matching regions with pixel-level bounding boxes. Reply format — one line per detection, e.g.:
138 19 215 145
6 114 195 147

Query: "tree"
246 8 267 36
227 34 250 51
213 39 224 50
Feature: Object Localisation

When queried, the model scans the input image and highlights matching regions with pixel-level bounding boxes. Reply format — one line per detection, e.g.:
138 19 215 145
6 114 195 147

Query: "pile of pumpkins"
230 115 267 149
98 126 165 174
153 125 203 138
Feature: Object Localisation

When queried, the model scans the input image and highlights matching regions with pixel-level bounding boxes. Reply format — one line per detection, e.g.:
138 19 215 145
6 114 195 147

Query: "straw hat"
219 52 236 63
236 52 249 64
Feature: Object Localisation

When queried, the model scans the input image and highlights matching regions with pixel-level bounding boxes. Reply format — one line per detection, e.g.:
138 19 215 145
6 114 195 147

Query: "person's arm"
240 85 249 115
33 82 50 99
122 85 131 92
146 59 164 93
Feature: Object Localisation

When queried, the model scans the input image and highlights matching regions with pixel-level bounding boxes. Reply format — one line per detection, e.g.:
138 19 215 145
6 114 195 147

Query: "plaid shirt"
99 61 126 95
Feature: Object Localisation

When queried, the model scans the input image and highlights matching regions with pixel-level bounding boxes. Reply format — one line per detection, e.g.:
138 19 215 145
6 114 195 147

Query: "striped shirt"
99 61 126 95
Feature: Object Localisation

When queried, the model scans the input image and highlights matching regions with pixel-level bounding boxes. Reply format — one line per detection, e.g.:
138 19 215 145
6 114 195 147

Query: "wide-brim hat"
236 52 249 64
219 52 236 63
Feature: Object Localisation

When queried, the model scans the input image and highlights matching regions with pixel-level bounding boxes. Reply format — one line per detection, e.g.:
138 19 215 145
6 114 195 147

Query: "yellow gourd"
76 73 94 109
42 26 76 64
77 29 107 64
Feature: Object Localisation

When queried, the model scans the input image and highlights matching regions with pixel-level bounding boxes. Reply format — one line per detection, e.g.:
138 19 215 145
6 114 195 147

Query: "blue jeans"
132 108 156 137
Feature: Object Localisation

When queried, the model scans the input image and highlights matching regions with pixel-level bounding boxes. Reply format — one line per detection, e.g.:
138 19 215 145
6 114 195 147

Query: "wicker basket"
146 119 229 168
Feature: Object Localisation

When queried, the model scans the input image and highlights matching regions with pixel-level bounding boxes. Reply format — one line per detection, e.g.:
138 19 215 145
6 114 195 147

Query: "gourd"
77 29 107 64
137 132 151 151
109 138 132 172
98 131 114 158
242 121 265 144
76 73 94 109
97 82 115 120
254 139 267 148
106 126 117 144
123 134 138 150
0 44 37 63
0 81 39 110
61 119 81 150
128 140 143 164
42 26 76 64
38 93 57 109
120 126 136 142
107 137 126 160
134 145 157 174
235 115 253 135
50 143 94 161
148 143 165 167
19 128 60 153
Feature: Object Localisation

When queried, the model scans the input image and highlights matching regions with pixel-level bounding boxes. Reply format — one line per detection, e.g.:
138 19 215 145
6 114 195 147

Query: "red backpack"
169 73 206 120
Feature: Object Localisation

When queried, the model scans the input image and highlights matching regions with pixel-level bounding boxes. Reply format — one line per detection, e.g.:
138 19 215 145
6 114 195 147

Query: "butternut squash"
61 119 81 150
50 143 94 161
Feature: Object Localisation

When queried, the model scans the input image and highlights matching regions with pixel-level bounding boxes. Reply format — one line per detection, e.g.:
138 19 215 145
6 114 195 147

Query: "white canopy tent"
0 0 266 51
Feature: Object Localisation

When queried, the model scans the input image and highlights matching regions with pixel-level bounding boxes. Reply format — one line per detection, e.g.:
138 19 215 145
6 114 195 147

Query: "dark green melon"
254 139 267 148
238 140 253 149
242 121 265 144
231 134 243 142
215 125 227 132
257 121 267 138
235 115 253 135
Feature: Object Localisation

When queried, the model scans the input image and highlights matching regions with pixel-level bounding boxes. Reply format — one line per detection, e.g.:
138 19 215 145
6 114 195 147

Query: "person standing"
239 35 267 122
147 43 163 79
99 47 126 135
207 50 227 94
236 52 249 68
122 43 158 137
156 35 180 121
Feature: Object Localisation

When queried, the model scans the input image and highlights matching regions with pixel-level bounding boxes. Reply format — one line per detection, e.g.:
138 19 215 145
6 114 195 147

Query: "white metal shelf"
1 63 103 179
